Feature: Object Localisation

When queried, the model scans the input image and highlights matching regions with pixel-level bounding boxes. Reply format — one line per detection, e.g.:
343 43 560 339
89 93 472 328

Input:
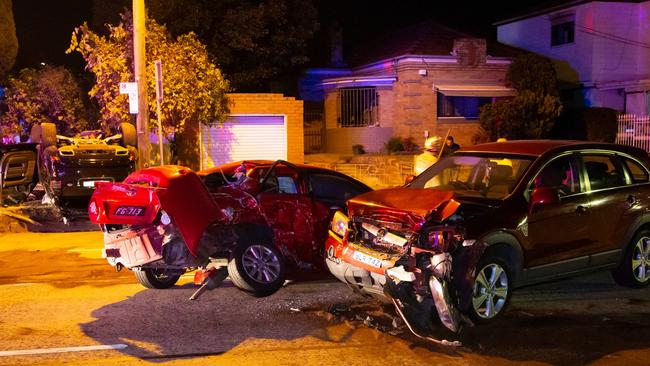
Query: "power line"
576 24 650 49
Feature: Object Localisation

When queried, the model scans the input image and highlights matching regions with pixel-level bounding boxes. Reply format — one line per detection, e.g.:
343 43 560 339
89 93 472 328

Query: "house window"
551 20 575 46
437 93 493 119
337 87 379 127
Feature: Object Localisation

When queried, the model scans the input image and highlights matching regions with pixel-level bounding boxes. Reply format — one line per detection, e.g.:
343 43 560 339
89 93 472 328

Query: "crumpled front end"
326 187 487 343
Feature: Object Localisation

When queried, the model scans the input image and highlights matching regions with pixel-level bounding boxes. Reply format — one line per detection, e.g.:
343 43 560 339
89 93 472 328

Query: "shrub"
401 137 419 152
385 137 404 152
352 144 365 154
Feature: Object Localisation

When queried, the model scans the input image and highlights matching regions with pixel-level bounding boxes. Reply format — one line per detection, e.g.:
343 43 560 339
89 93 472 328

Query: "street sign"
119 82 137 94
119 82 138 114
154 60 163 103
128 93 139 114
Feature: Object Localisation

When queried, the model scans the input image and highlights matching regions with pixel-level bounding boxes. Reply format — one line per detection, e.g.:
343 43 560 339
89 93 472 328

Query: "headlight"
330 210 349 237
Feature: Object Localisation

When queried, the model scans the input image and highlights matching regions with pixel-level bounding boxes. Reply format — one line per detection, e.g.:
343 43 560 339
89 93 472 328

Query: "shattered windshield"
409 153 534 199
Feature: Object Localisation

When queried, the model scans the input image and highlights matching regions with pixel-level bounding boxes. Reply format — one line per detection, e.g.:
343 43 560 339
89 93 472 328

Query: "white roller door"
200 115 287 169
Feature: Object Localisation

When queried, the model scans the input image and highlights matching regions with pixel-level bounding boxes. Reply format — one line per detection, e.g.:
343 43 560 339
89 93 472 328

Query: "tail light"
50 180 62 190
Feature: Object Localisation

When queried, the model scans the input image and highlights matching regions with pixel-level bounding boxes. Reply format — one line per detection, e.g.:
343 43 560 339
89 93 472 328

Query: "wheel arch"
617 214 650 266
479 230 525 286
231 223 274 243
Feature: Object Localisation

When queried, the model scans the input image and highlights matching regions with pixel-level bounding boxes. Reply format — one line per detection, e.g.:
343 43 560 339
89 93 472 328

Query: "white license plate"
82 180 110 187
352 250 382 268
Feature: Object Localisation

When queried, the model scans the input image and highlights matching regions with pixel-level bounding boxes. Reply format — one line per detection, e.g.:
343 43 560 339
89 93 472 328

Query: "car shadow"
79 280 367 362
79 270 650 364
316 273 650 365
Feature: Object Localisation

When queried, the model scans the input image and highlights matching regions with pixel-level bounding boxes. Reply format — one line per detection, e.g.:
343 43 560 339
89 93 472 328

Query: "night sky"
10 1 561 74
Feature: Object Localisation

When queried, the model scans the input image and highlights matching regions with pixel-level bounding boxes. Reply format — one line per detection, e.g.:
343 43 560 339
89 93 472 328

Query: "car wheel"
120 122 137 148
40 122 57 148
133 267 182 289
468 253 511 322
612 230 650 288
228 237 285 297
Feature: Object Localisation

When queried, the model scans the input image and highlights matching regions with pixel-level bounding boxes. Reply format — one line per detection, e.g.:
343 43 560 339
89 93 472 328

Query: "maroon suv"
326 140 650 341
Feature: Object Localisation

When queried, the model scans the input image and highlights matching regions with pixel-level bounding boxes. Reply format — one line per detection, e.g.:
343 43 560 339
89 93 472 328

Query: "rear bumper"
53 165 134 199
103 226 165 268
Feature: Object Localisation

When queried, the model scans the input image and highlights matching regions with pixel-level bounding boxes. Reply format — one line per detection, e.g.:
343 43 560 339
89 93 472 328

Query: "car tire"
467 252 512 323
133 267 182 289
40 123 57 148
120 122 137 148
228 235 285 297
612 230 650 288
30 124 42 143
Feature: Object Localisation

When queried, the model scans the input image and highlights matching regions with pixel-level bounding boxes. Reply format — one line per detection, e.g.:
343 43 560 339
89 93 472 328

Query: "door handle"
627 194 638 208
576 205 588 215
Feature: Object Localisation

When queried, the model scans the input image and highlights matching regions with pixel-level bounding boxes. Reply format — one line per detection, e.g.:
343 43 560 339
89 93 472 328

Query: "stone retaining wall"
305 153 416 189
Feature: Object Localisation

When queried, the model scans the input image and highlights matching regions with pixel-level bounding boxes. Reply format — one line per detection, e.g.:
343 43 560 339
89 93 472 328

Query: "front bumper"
325 232 403 297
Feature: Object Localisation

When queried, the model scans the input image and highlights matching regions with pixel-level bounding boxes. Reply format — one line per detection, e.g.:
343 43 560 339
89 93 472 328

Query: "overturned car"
31 122 137 205
88 160 371 296
326 140 650 342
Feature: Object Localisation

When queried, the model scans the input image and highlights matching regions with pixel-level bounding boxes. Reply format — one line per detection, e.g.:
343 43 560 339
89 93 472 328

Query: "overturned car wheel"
468 254 511 322
228 238 285 297
134 267 182 289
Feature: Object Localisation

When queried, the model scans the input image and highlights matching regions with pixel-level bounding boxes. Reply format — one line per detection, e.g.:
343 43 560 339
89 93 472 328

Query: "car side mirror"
529 186 560 215
405 174 415 185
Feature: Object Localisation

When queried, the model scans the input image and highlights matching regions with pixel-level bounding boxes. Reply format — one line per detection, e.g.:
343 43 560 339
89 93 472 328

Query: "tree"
0 66 88 139
476 54 563 142
92 0 319 91
0 0 18 80
68 11 230 167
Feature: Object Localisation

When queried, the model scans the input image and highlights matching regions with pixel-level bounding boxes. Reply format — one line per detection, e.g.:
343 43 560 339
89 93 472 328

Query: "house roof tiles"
346 20 525 67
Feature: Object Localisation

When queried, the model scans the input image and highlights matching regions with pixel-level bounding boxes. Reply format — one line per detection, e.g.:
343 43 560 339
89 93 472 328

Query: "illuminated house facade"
496 0 650 115
300 22 521 154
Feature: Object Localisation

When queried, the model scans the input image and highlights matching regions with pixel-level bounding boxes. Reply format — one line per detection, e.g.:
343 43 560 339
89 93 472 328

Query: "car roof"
198 160 337 175
461 140 648 158
197 160 371 189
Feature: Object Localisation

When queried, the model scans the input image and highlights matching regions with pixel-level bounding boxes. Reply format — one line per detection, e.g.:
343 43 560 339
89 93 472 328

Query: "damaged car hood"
347 188 461 228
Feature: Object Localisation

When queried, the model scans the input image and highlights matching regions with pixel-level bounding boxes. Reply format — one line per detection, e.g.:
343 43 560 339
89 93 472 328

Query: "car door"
579 152 644 261
257 172 325 270
525 153 594 269
306 172 372 263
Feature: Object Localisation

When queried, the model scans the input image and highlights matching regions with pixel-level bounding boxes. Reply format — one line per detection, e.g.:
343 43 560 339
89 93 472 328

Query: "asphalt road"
1 230 650 365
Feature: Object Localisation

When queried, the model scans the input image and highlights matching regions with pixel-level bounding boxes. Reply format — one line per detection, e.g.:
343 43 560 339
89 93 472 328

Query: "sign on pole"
154 60 163 103
154 60 165 165
119 82 138 114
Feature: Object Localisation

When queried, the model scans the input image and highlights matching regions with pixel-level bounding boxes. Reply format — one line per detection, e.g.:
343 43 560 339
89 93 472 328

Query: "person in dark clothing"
442 136 460 157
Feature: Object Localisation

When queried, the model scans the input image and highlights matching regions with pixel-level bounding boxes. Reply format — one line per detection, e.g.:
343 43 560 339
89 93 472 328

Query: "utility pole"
133 0 150 169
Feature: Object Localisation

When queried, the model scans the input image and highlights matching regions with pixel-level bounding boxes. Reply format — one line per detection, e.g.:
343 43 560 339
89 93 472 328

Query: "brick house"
496 0 650 114
300 21 522 154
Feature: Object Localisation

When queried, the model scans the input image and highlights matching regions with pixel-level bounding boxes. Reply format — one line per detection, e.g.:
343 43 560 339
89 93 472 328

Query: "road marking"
0 344 128 357
0 283 36 287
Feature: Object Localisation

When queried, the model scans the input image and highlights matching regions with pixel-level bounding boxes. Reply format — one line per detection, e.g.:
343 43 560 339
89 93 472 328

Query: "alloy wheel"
632 236 650 283
242 244 282 284
472 263 509 319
